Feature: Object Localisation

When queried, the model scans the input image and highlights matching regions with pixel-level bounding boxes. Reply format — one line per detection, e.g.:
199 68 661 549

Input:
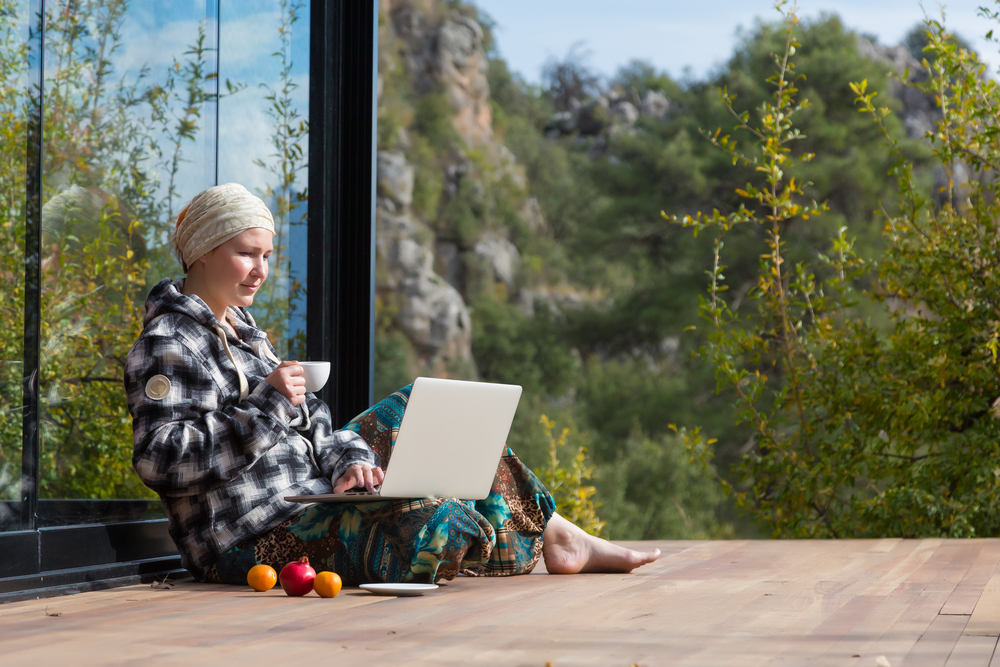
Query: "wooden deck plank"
942 540 1000 615
841 544 976 667
945 634 997 667
902 613 968 666
4 539 1000 667
967 568 1000 637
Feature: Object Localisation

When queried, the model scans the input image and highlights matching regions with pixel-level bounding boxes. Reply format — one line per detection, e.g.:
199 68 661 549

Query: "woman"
125 183 659 585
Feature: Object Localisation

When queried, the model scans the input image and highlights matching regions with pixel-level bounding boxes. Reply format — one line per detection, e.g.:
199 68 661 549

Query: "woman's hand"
333 464 385 493
266 360 306 406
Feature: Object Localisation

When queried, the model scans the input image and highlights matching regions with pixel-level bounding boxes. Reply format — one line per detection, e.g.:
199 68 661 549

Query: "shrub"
670 1 1000 538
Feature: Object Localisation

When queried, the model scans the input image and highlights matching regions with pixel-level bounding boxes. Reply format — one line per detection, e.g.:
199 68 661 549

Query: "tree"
673 0 1000 539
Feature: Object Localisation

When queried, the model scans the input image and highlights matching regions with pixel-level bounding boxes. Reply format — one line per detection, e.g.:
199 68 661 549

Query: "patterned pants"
205 385 556 586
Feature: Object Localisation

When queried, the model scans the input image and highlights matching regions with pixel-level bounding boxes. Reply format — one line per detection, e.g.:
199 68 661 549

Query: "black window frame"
0 0 378 603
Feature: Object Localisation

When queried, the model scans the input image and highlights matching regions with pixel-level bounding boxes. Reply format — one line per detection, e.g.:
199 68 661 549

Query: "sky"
473 0 1000 83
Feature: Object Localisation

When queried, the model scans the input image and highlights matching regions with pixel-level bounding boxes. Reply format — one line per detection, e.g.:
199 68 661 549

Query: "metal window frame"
1 0 378 602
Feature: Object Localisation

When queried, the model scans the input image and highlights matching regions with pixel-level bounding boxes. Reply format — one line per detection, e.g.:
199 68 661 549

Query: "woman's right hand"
266 360 306 406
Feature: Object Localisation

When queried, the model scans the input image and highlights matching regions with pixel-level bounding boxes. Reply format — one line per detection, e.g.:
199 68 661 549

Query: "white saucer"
359 583 439 597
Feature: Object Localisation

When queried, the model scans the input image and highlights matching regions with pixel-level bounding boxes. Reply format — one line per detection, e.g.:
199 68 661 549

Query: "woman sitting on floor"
124 183 659 585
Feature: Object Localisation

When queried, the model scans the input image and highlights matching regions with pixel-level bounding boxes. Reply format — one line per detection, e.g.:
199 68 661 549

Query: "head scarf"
172 183 275 271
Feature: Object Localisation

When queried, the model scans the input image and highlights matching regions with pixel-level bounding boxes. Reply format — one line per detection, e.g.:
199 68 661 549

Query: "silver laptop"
284 377 522 503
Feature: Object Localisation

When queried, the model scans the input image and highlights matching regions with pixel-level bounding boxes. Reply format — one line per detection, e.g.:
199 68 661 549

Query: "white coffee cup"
298 361 330 393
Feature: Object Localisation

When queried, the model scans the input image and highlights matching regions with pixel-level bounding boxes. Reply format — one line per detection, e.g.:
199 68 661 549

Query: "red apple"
279 556 316 596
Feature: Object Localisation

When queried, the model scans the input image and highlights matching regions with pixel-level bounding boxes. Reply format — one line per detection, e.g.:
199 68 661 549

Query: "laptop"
284 377 522 503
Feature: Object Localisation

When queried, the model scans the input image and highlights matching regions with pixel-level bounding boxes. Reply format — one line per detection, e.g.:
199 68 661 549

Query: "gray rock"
435 241 461 291
610 100 639 125
398 271 472 362
377 150 414 209
435 14 493 146
377 211 473 363
641 90 670 119
437 15 482 70
474 233 520 290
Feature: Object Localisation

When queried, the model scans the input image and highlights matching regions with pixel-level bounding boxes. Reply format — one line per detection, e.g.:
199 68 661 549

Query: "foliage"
469 285 578 397
597 428 733 540
250 0 308 359
0 0 29 502
535 415 604 536
669 1 1000 539
375 0 951 539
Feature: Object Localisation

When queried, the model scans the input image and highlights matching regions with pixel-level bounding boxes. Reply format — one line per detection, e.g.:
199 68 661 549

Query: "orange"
313 571 342 598
247 564 278 592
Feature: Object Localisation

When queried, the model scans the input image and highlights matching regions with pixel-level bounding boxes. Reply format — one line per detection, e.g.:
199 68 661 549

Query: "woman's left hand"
333 464 385 493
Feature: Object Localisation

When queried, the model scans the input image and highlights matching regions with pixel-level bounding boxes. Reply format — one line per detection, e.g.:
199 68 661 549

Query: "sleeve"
125 334 299 497
294 394 381 483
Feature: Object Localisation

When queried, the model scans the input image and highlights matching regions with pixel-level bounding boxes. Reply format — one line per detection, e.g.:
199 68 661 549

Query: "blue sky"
473 0 1000 83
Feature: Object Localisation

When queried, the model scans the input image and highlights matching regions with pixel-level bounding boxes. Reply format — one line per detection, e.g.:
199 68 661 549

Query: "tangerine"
313 571 342 598
247 564 278 592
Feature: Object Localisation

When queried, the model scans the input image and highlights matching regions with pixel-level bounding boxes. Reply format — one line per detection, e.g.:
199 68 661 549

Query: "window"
0 0 376 597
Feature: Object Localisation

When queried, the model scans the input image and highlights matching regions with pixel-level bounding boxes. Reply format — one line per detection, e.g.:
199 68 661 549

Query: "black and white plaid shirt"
125 279 378 577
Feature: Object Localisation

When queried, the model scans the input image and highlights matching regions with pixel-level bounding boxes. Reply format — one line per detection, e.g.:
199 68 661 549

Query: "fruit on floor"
279 557 316 596
313 571 342 598
247 564 277 592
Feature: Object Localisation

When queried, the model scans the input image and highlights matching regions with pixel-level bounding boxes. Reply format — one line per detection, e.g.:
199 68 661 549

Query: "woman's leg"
204 497 496 586
343 384 557 578
541 512 661 574
344 384 659 577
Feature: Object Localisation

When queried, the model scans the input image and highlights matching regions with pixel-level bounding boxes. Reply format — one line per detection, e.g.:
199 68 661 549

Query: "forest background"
372 0 970 540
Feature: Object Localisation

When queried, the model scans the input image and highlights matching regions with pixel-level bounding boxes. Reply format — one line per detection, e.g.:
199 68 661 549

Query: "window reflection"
38 0 220 504
218 0 309 360
0 0 313 524
0 0 31 530
12 0 311 513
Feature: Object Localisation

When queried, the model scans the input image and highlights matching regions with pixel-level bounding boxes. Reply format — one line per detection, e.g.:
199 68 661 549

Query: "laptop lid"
378 377 522 500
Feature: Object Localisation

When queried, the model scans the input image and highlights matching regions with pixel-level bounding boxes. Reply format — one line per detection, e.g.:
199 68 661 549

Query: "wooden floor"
4 539 1000 666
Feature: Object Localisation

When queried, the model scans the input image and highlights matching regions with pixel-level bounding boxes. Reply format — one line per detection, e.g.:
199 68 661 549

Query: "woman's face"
196 227 273 310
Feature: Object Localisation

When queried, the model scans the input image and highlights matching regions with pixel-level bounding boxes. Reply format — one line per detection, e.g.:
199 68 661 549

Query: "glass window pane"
0 0 32 532
218 0 309 360
38 0 220 515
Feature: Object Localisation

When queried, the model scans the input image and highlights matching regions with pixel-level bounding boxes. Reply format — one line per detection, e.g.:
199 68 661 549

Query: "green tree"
674 1 1000 539
0 0 30 503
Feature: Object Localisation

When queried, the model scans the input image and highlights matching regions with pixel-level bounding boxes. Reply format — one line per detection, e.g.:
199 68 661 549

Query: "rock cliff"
375 0 536 377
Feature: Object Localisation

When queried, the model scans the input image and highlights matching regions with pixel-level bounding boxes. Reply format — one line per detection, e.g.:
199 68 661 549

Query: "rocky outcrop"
387 1 493 147
377 150 414 211
473 233 520 291
641 90 670 120
376 1 541 373
544 89 671 139
856 37 939 139
377 211 473 366
436 15 493 146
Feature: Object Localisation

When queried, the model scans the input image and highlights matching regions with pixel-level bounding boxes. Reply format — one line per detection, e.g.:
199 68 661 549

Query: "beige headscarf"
172 183 275 271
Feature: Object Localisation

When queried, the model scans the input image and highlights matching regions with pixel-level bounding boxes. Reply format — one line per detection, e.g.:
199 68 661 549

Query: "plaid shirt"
125 279 378 577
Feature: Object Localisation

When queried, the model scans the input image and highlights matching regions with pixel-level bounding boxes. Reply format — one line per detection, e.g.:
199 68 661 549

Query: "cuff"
329 439 380 484
245 380 297 427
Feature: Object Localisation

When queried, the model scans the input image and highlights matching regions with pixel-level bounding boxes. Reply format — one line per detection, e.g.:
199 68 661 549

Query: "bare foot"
541 512 661 574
